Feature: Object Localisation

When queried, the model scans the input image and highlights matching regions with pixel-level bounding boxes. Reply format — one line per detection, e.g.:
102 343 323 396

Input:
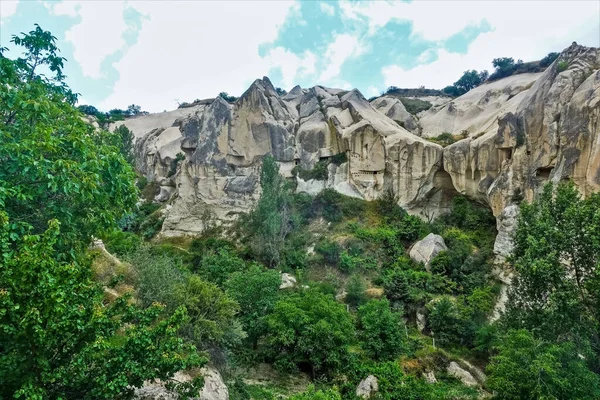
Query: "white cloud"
367 85 380 97
0 0 19 24
51 1 131 79
96 1 295 112
265 47 316 89
318 34 366 83
381 1 600 89
320 2 335 16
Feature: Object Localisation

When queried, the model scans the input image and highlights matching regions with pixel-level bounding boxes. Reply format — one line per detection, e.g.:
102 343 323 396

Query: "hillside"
2 24 599 400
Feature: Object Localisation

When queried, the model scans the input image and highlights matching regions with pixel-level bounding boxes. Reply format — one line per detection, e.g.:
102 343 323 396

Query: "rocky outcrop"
133 368 228 400
371 96 420 133
443 43 600 222
279 273 297 289
409 233 447 270
356 375 378 398
119 77 445 236
446 362 478 387
118 43 600 257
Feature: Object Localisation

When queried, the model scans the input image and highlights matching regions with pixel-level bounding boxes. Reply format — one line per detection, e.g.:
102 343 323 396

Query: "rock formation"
116 43 600 256
409 233 448 270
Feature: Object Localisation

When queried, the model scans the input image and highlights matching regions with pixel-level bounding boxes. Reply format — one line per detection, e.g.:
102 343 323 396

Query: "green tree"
0 25 137 254
126 104 142 115
175 275 241 349
113 125 135 165
265 290 355 378
345 274 368 308
454 70 487 94
125 244 186 308
193 247 246 287
225 264 280 347
0 26 204 398
0 215 205 399
357 299 406 360
504 183 600 356
487 330 600 400
245 155 293 266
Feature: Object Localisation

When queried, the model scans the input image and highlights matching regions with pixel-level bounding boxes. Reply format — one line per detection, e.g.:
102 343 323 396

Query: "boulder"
409 233 448 270
356 375 378 399
279 273 297 289
447 362 478 387
423 371 437 384
416 309 427 333
133 368 228 400
493 204 519 258
200 367 228 400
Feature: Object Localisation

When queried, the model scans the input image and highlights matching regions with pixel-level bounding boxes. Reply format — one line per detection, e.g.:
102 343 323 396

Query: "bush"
357 299 406 360
557 60 569 72
102 230 142 256
265 290 355 378
398 97 432 114
123 245 186 308
345 274 368 308
175 275 241 349
315 239 342 265
312 189 367 223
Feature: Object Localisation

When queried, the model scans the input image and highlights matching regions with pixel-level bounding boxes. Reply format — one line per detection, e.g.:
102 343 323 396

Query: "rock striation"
116 43 600 256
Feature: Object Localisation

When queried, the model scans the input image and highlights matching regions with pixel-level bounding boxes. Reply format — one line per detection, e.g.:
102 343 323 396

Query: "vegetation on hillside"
1 25 598 399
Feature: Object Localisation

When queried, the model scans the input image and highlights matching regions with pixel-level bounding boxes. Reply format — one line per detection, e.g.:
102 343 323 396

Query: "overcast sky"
1 0 598 112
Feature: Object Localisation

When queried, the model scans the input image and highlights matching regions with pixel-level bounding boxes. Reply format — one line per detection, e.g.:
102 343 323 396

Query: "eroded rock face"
119 43 600 254
446 362 478 387
443 43 600 233
120 77 445 236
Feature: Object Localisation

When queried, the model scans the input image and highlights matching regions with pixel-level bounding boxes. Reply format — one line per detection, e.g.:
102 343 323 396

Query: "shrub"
265 290 355 378
102 230 142 256
175 275 240 349
557 60 569 72
398 97 432 114
357 299 406 360
123 244 186 308
315 239 342 265
345 274 368 308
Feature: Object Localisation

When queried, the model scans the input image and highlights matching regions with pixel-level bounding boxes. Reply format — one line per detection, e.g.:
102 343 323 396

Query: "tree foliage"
265 290 355 377
244 155 293 266
225 264 281 347
0 26 204 398
504 182 600 359
357 299 406 360
0 26 137 254
487 330 600 400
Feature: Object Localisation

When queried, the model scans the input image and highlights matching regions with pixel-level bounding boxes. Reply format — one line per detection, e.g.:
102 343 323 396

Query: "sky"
1 0 599 112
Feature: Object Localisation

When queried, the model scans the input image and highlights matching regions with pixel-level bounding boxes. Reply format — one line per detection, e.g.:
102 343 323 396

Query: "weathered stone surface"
447 362 478 387
494 204 519 258
279 273 297 289
356 375 378 399
118 43 600 250
409 233 448 270
416 309 427 333
133 368 228 400
371 96 420 134
423 371 437 384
